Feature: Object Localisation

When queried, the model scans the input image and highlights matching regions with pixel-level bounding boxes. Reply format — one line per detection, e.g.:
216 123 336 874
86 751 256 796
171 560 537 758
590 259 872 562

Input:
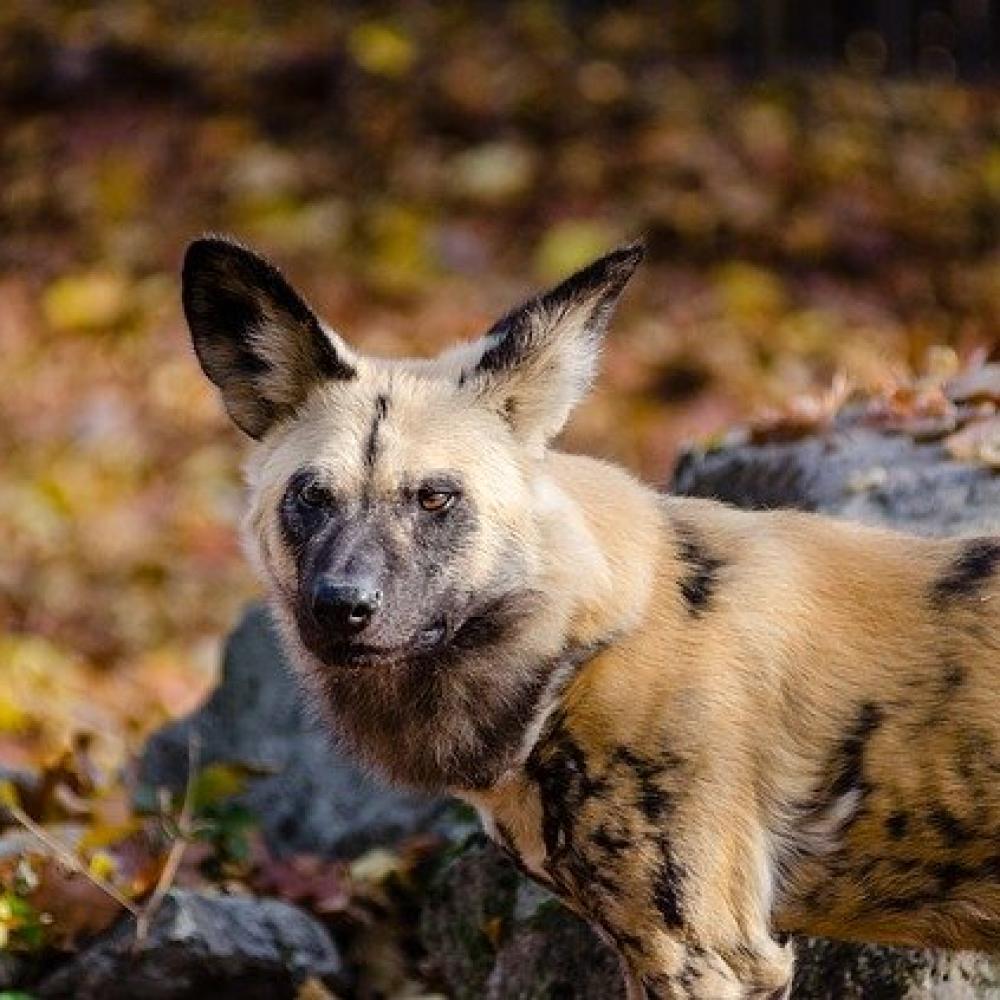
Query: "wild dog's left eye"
298 481 332 508
417 488 456 512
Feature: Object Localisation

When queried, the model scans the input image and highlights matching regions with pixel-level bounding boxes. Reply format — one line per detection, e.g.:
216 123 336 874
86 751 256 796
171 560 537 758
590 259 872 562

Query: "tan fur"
183 238 1000 999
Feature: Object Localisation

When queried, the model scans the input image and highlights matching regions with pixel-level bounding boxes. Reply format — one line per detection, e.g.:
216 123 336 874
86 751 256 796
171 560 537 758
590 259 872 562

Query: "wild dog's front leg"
579 840 792 1000
611 929 791 1000
512 717 793 998
597 838 793 1000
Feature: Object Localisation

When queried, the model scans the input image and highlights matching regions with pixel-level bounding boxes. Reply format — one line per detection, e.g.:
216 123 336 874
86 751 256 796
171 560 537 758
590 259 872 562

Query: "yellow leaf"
714 262 786 323
87 850 117 883
42 271 130 332
296 977 339 1000
0 780 21 810
192 762 249 811
348 22 415 77
349 848 400 885
0 698 28 735
534 220 618 283
482 915 503 949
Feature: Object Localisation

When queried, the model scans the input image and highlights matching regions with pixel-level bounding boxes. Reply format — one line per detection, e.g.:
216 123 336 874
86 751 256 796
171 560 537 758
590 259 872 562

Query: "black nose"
311 577 382 635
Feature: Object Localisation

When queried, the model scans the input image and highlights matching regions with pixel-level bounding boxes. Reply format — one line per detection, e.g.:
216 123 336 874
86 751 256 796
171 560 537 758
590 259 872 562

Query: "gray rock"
791 938 1000 999
420 837 624 1000
420 836 523 998
0 950 26 991
138 603 466 859
35 888 346 1000
672 412 1000 537
485 895 625 1000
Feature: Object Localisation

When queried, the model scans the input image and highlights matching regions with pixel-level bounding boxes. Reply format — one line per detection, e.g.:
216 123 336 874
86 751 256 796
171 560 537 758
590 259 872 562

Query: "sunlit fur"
184 237 1000 1000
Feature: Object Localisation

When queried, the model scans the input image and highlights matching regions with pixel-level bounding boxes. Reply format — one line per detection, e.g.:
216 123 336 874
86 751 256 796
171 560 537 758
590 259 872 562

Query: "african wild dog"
183 237 1000 999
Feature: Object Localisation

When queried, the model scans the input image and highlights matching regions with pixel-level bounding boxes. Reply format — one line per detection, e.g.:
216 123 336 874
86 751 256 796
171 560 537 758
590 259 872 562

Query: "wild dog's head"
182 237 642 788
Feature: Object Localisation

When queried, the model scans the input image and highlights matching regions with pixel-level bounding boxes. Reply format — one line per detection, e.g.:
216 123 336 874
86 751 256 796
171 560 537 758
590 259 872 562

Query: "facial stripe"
364 393 390 471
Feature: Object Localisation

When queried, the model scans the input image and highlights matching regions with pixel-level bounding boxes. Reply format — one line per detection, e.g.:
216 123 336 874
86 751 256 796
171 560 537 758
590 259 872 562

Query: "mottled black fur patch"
829 702 884 802
590 824 631 856
652 842 686 929
932 538 1000 607
885 810 909 840
612 746 678 822
927 805 973 847
526 712 609 862
671 519 725 615
939 660 967 698
800 702 885 834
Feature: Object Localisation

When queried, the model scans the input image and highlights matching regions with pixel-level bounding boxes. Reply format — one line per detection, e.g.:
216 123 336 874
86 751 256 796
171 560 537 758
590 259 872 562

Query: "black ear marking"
476 240 645 377
460 240 644 443
182 236 356 439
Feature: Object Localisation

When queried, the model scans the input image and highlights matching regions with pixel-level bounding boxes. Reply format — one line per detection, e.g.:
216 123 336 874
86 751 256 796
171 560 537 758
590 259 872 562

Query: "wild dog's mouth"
309 617 451 668
297 589 542 669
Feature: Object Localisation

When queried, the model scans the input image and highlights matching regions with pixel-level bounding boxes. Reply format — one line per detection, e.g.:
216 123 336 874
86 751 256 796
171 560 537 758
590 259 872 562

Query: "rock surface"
673 411 1000 536
35 888 347 1000
138 603 463 859
420 837 625 1000
791 939 1000 999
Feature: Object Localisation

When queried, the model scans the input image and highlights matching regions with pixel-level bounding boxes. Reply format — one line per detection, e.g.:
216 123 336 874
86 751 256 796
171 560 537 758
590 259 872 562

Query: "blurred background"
0 0 997 980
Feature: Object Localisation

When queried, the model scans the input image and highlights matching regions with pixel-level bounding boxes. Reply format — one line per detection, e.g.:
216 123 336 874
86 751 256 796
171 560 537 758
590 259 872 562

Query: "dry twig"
134 732 200 943
4 800 139 917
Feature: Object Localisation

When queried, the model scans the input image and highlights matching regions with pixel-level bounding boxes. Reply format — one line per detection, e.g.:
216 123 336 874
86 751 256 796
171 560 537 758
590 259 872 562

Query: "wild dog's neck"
458 452 663 800
532 450 662 651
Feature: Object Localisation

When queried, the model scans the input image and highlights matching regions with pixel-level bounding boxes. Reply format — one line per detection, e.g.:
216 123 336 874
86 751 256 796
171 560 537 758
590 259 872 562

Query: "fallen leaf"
41 272 131 333
945 364 1000 406
254 853 353 915
296 978 340 1000
863 384 957 440
944 415 1000 470
749 375 850 444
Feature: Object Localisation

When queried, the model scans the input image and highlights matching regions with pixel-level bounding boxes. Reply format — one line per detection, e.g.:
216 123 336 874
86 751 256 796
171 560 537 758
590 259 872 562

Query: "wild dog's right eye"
298 481 332 508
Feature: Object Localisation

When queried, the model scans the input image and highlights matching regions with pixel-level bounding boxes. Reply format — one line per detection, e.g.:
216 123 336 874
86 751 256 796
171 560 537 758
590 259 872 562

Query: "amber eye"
298 481 331 508
418 488 456 512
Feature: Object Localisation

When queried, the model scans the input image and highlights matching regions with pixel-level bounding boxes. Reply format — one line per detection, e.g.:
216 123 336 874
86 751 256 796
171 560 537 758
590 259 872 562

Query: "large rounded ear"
456 242 643 448
182 237 357 439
